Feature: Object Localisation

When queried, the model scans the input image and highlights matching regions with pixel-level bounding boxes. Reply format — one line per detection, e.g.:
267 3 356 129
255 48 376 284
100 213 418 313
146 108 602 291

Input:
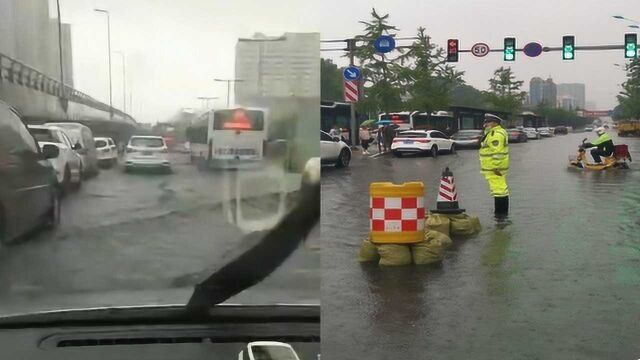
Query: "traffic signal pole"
347 38 357 148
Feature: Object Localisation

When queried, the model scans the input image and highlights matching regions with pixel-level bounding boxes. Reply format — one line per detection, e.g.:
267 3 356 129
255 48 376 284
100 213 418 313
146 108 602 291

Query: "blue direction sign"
524 42 543 57
374 35 396 53
343 66 361 81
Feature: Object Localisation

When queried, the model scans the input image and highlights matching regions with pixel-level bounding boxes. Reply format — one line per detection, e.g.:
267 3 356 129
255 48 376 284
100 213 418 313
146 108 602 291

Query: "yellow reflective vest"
479 125 509 172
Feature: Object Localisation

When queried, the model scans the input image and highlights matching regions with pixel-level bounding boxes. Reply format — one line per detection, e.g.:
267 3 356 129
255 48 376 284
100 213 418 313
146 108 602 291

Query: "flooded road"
0 154 319 315
321 132 640 359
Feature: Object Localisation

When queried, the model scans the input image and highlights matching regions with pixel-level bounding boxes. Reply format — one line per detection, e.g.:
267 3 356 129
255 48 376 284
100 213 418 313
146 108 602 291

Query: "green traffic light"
625 34 637 59
504 37 516 61
562 36 575 60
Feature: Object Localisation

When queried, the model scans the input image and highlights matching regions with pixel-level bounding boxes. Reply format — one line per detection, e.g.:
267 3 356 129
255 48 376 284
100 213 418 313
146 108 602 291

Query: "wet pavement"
321 132 640 359
0 153 319 315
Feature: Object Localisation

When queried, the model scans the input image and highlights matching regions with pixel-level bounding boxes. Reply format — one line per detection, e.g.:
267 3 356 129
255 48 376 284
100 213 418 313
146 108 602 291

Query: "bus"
378 111 456 135
187 107 268 169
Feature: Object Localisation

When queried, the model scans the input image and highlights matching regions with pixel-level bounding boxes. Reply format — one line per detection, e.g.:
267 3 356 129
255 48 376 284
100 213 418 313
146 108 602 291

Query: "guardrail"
0 52 135 123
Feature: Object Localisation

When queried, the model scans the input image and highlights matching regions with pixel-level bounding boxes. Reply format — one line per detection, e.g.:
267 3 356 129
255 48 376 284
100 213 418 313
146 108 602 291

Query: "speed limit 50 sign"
471 43 490 57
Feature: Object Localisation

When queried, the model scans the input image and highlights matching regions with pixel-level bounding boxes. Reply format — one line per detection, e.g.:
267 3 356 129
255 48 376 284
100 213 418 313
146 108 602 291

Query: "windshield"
0 0 320 322
251 346 298 360
130 137 164 147
30 128 60 143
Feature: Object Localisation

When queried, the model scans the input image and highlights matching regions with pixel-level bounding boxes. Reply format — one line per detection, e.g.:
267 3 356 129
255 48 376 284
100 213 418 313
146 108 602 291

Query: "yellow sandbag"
378 244 412 266
358 239 380 262
470 215 482 233
425 229 453 250
445 213 480 236
411 237 444 265
425 214 451 237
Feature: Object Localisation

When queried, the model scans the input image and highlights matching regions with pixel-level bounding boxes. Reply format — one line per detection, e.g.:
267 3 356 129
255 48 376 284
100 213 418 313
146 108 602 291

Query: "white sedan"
124 136 172 173
28 125 82 192
320 130 351 168
523 127 541 140
391 130 455 158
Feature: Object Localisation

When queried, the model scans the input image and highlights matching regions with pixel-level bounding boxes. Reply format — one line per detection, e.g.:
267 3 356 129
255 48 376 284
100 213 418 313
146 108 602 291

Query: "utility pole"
55 0 64 94
114 51 126 114
214 79 243 108
95 9 113 117
347 38 358 147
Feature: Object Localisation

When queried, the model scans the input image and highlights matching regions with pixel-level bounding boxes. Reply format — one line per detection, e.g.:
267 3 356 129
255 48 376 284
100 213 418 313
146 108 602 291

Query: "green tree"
451 84 489 108
321 58 344 102
617 58 640 120
398 27 464 113
352 8 404 115
484 67 526 117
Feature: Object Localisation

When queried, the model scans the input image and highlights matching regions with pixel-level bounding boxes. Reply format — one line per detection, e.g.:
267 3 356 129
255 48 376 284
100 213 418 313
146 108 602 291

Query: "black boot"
494 196 509 215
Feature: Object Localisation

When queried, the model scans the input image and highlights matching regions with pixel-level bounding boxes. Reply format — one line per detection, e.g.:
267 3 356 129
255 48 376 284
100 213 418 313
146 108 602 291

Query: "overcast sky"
57 0 637 122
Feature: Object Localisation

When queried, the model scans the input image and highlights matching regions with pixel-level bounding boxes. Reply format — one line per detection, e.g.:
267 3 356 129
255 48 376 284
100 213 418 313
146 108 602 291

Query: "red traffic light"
447 39 459 62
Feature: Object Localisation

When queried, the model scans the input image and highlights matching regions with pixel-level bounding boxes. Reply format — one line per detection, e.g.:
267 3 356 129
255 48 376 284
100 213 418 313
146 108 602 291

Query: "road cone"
430 167 465 214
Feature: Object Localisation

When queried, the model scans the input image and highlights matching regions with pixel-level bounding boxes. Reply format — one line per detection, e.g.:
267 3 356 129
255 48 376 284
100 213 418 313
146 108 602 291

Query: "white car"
238 341 301 360
94 137 118 168
391 130 455 158
321 130 351 168
28 125 82 191
523 127 541 140
124 136 171 173
536 127 552 137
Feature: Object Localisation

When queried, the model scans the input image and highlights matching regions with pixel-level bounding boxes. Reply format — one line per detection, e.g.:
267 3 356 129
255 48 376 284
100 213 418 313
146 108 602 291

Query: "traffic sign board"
343 66 361 81
344 80 359 102
471 43 490 57
524 42 543 57
374 35 396 53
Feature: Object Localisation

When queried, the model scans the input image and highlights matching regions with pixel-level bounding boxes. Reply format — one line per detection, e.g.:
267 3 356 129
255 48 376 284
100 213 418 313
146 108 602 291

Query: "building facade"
557 83 585 110
542 78 557 107
529 77 544 106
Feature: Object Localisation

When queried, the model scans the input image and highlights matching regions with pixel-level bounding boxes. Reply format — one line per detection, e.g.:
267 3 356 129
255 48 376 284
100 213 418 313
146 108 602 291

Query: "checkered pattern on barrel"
369 196 425 232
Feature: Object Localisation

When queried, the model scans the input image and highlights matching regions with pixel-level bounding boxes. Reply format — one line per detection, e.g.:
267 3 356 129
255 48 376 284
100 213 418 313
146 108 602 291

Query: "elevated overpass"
0 52 138 143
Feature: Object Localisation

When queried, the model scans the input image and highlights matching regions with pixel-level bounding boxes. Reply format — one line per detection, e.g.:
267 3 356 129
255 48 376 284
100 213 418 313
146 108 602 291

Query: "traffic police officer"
479 114 509 215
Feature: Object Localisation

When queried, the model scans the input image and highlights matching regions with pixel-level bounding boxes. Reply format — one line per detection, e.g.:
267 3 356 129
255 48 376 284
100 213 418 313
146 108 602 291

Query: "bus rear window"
214 109 264 131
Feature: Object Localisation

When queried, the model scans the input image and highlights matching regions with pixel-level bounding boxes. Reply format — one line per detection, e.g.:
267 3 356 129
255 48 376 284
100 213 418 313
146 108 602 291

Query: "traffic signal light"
625 33 637 58
447 39 459 62
504 37 516 61
562 35 575 60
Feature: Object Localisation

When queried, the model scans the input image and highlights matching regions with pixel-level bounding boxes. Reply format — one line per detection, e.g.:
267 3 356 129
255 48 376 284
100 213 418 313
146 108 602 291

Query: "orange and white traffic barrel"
369 182 425 244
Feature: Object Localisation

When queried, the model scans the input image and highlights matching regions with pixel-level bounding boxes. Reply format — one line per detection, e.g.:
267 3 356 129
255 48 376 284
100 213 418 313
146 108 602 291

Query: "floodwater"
321 132 640 359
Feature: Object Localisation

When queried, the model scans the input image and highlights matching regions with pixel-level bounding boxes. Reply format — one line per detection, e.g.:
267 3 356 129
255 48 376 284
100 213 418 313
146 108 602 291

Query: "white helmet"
595 127 605 134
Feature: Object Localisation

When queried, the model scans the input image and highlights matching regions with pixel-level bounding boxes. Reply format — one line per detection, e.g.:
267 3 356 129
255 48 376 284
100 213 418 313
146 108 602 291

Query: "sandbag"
411 237 444 265
425 214 451 237
358 239 380 262
445 213 481 236
425 229 453 250
378 244 412 266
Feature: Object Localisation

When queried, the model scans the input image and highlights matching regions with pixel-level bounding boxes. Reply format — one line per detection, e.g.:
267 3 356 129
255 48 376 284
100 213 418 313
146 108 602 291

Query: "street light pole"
95 9 113 117
114 51 126 114
214 78 244 107
197 96 218 110
55 0 64 93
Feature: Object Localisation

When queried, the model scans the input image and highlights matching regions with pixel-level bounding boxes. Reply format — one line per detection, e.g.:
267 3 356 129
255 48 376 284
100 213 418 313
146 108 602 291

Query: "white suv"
94 137 118 168
124 136 171 173
320 130 351 168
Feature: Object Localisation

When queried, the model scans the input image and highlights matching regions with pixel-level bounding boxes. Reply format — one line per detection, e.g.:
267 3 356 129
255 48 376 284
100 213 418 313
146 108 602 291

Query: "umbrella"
360 119 377 128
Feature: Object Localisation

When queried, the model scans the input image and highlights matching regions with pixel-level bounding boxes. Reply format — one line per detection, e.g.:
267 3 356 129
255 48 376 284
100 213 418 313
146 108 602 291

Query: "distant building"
234 32 320 103
560 97 575 110
557 83 585 110
542 78 557 107
529 77 544 106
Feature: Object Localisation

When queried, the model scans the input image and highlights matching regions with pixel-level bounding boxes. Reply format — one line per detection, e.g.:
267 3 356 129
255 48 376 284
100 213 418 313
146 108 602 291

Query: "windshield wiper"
186 159 320 314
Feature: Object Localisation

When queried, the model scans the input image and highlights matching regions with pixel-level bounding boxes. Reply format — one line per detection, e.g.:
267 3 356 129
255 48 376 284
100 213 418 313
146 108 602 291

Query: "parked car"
0 101 60 244
28 125 82 192
537 127 553 137
45 122 99 178
523 127 541 140
554 126 568 135
507 128 528 143
94 137 118 168
124 135 172 173
584 126 594 132
320 130 351 168
391 130 455 158
451 129 483 149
